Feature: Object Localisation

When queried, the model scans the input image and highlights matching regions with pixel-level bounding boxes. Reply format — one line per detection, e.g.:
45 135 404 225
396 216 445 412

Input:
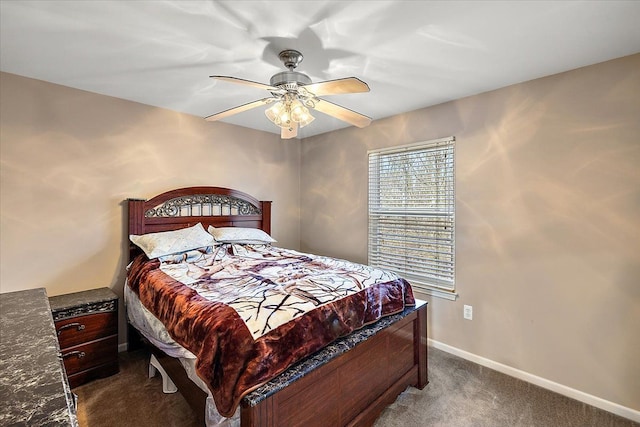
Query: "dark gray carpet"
374 348 638 427
76 348 638 426
74 350 199 427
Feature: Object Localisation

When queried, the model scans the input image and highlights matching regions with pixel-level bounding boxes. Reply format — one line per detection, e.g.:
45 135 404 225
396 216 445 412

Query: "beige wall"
300 54 640 410
0 72 301 343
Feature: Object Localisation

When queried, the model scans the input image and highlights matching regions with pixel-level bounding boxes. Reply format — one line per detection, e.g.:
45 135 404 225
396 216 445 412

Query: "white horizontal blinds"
368 137 455 292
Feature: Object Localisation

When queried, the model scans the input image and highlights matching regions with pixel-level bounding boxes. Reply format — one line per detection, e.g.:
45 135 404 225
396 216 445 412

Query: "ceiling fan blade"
205 98 274 121
210 76 279 92
301 77 369 96
281 121 298 139
312 99 372 128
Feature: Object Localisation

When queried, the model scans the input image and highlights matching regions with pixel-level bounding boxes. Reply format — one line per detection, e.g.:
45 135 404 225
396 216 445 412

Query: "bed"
126 186 427 427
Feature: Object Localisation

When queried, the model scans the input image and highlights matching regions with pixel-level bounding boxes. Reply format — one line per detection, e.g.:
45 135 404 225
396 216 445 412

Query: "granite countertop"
243 300 427 406
0 288 79 426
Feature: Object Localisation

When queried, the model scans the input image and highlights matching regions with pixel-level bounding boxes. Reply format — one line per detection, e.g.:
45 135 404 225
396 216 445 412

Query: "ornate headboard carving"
128 186 272 260
144 194 261 218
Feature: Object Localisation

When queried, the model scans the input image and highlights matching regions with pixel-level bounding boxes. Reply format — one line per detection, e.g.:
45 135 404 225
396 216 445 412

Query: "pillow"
207 226 276 245
130 223 214 259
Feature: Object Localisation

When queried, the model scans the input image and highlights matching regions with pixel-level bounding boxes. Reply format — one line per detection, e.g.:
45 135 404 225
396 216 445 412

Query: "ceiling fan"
205 49 371 139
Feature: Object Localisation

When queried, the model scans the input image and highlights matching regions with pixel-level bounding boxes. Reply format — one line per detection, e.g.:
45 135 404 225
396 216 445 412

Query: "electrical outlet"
463 305 473 320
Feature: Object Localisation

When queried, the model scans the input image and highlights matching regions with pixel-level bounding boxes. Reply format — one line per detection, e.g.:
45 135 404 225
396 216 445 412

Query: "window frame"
367 136 457 300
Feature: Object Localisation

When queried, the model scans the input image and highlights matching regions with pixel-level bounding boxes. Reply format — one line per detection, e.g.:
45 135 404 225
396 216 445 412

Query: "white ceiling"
1 1 639 139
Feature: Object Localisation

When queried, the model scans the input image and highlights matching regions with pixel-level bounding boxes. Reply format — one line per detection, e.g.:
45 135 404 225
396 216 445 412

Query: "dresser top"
49 287 117 314
0 288 78 426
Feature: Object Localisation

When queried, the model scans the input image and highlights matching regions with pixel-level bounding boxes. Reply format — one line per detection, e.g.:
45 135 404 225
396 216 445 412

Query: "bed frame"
127 186 427 427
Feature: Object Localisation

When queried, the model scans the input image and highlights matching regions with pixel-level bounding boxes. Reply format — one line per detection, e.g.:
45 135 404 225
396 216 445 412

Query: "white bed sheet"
125 283 239 427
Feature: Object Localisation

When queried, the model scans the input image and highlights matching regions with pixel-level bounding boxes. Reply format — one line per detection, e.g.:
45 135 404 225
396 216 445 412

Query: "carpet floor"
74 347 637 427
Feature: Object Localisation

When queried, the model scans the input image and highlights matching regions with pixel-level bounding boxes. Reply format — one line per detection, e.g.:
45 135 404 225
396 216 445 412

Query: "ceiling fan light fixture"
265 95 315 130
290 99 315 128
265 101 287 126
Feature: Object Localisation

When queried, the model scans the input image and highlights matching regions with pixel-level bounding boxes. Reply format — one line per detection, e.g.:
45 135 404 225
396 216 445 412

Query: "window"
368 137 456 300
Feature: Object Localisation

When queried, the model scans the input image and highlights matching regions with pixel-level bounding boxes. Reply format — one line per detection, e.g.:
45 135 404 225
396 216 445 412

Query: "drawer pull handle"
62 351 85 359
57 323 86 336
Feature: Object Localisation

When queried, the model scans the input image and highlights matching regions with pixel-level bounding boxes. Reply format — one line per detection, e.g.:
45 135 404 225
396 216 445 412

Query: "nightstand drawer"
61 335 118 376
55 312 117 349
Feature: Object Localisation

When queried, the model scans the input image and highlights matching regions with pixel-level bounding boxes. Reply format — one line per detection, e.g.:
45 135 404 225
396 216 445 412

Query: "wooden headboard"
128 186 272 260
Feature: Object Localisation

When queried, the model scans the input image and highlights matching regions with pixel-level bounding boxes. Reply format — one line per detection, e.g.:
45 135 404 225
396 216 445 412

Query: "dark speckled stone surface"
0 288 78 426
49 287 118 321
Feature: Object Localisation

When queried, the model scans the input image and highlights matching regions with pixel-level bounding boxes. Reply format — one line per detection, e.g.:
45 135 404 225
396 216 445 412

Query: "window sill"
414 287 458 301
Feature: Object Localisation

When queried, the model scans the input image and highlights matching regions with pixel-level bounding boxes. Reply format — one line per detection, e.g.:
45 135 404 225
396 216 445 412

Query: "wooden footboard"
129 302 426 427
240 303 427 427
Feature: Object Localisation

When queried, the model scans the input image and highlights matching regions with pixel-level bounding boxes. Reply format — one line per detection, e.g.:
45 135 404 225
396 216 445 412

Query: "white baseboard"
428 339 640 423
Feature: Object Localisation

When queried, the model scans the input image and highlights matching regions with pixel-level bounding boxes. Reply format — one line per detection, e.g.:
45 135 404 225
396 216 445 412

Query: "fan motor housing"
270 71 312 90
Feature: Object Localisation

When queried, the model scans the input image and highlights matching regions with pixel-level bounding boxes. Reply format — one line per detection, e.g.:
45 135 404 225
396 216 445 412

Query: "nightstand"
49 287 119 388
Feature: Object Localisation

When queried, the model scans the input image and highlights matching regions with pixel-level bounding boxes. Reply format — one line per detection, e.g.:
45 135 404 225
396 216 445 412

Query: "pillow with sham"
130 223 214 259
207 226 276 245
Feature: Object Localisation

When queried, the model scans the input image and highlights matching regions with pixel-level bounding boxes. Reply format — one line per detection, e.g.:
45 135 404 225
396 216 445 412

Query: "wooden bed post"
261 201 272 235
416 303 428 389
128 198 146 235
